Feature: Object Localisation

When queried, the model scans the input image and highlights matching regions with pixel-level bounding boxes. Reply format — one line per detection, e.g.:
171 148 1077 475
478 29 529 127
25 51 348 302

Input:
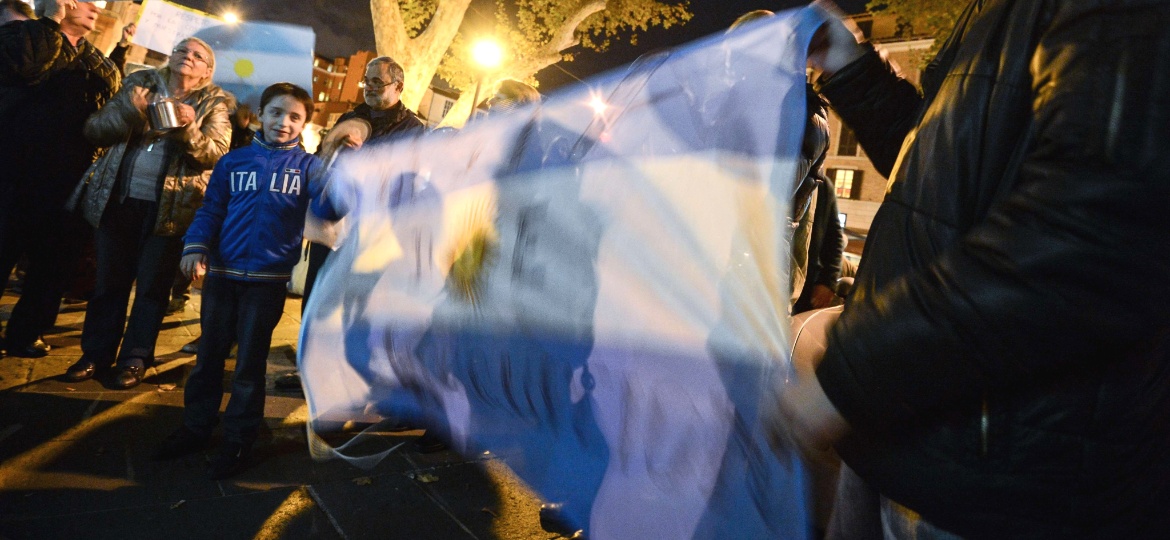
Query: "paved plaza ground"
0 284 565 540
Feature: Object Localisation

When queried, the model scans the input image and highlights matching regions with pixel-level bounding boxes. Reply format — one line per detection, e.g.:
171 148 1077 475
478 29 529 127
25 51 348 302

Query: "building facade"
822 13 936 233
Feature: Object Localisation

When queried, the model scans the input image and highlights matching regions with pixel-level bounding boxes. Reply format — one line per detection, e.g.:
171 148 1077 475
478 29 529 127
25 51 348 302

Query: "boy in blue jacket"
153 83 325 479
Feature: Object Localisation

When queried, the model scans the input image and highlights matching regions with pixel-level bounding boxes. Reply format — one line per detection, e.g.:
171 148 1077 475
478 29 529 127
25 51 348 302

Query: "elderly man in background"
321 56 425 155
0 0 119 358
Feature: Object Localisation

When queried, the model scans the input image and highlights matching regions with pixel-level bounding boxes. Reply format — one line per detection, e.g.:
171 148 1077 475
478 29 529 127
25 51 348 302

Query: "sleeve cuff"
813 44 893 105
182 243 209 257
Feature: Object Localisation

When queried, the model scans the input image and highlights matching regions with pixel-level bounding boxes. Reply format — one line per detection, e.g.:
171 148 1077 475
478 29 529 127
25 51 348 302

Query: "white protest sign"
132 0 223 55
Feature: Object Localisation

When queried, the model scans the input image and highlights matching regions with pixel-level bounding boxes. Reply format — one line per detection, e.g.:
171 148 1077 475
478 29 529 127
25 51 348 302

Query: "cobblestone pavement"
0 284 562 540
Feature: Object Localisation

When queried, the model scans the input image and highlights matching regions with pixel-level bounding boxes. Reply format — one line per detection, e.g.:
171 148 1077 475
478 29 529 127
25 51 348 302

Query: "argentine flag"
301 7 827 539
195 21 315 111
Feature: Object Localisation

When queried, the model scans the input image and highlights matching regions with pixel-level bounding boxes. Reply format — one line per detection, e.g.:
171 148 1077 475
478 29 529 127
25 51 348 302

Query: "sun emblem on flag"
446 197 498 306
233 58 255 78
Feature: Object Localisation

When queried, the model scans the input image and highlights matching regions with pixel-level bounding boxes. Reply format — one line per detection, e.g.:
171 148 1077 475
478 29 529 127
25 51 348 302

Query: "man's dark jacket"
0 18 119 206
336 101 424 145
791 89 844 312
814 0 1170 536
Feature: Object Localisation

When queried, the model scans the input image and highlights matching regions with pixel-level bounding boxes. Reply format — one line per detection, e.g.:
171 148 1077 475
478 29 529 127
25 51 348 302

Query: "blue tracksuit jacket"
182 134 325 283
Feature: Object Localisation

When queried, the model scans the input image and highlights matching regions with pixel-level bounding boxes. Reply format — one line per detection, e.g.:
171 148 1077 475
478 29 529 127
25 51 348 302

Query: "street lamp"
468 38 503 124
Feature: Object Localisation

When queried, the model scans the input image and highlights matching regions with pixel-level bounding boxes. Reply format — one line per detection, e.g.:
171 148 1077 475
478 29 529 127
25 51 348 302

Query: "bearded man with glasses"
322 56 425 154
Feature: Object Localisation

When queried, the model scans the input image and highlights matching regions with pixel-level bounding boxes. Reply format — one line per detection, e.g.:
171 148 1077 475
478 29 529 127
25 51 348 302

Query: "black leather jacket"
814 0 1170 536
0 18 119 206
791 89 843 311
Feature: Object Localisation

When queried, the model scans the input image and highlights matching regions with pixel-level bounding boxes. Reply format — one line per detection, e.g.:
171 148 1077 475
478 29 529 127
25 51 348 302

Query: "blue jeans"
183 274 287 446
827 463 964 540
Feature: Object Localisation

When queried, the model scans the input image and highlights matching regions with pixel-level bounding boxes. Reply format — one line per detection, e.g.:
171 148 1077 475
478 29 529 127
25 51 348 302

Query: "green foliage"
401 0 438 38
572 0 692 51
438 0 691 91
865 0 969 64
436 33 478 90
865 0 969 42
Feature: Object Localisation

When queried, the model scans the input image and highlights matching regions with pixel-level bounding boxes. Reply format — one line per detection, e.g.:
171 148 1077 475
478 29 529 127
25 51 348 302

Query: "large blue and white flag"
301 8 826 539
194 21 315 111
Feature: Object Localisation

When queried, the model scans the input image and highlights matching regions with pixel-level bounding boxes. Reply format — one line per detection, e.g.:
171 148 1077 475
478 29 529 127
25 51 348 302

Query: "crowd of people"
2 0 1169 536
0 0 498 480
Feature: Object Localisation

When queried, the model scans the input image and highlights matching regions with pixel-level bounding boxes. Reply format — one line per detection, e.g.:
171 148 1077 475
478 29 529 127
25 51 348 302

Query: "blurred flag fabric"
300 7 826 539
194 21 314 111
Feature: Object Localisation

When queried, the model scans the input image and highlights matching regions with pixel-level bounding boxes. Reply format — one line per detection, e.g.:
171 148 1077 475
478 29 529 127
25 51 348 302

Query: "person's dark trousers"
183 274 287 446
300 241 331 316
825 463 882 540
0 181 14 291
78 197 184 367
171 269 192 303
0 196 91 349
64 231 98 302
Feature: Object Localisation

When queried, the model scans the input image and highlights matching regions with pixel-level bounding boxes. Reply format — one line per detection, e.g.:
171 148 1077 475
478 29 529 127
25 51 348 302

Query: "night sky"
181 0 869 90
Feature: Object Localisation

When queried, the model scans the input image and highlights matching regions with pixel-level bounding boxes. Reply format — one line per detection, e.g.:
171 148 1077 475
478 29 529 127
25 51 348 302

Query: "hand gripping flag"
300 7 827 539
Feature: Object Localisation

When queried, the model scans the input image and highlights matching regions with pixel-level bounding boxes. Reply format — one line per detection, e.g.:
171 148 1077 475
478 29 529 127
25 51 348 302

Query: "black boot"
539 503 584 538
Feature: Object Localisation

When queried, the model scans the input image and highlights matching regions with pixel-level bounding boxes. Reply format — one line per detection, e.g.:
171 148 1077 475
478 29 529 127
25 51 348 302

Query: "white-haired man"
0 0 119 358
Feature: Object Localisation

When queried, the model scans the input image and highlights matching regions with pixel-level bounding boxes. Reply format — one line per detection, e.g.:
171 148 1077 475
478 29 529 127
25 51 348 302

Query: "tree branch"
547 0 607 54
417 0 473 46
370 0 407 53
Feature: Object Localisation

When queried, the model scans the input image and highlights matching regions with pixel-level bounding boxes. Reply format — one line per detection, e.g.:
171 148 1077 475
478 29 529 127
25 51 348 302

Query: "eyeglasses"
357 78 394 90
486 94 518 113
172 47 209 65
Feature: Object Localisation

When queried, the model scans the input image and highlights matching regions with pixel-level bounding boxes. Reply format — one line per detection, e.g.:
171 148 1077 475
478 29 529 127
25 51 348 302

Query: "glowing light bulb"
471 39 503 70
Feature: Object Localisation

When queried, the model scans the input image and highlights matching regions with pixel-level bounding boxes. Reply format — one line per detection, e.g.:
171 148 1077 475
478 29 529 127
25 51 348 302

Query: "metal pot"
147 98 182 131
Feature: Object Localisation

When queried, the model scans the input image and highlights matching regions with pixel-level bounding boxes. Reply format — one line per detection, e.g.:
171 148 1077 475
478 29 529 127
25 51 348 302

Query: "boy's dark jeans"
183 274 287 446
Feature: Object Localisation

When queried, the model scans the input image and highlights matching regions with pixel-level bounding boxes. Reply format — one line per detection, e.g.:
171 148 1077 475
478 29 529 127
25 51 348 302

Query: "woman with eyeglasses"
63 36 234 389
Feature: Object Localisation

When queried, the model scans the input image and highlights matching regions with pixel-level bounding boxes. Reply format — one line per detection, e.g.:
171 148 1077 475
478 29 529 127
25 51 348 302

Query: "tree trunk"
370 0 473 111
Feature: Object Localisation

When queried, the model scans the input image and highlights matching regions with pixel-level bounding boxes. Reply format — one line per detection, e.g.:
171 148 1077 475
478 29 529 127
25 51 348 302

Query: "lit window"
830 169 858 199
318 92 326 102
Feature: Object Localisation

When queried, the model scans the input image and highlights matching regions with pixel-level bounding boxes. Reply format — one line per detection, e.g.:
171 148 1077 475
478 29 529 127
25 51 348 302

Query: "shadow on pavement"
0 373 543 539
